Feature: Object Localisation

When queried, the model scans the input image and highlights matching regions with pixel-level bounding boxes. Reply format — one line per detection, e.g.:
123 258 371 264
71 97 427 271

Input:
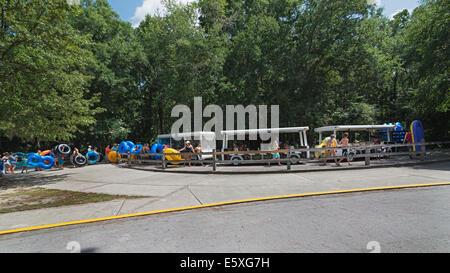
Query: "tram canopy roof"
221 127 310 136
314 125 396 133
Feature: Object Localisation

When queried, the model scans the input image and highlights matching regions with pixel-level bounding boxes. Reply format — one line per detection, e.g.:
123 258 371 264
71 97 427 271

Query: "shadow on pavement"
410 161 450 172
0 171 71 190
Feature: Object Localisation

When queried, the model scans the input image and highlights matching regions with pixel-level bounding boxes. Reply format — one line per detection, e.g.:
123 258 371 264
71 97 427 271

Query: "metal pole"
127 152 131 167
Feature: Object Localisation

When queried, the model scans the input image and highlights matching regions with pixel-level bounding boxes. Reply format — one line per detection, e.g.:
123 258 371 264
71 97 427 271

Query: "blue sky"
107 0 422 27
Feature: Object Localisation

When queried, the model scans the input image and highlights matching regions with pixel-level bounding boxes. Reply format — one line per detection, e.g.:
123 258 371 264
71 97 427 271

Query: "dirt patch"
0 187 144 214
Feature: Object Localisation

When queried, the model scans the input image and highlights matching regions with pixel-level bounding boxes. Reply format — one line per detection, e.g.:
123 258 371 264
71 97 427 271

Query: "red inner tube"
40 150 51 156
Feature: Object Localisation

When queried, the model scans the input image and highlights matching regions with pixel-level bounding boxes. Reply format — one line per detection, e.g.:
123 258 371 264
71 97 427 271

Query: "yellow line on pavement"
1 182 449 236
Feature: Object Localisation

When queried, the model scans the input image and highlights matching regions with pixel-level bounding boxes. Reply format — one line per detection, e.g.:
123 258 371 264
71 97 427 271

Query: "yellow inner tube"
108 151 121 163
410 121 416 152
314 138 338 158
163 148 184 165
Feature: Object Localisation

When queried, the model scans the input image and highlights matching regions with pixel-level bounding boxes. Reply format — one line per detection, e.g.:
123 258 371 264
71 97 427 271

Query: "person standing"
403 130 413 158
0 153 6 175
2 152 11 174
71 147 80 168
57 156 64 170
7 152 17 174
105 145 111 163
179 141 194 167
268 138 281 167
338 132 352 166
143 143 150 153
194 144 204 167
321 134 339 166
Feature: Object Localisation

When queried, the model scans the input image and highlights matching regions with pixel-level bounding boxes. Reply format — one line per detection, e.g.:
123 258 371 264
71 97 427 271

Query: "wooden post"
420 143 425 161
287 150 291 171
212 149 216 172
162 152 166 170
116 150 119 164
365 144 370 166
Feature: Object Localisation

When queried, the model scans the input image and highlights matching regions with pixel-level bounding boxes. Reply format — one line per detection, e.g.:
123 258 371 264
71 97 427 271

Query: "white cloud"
131 0 164 28
131 0 196 28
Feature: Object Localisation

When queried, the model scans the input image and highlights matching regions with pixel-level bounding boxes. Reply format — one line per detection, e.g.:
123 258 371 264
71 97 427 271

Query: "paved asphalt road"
0 185 449 253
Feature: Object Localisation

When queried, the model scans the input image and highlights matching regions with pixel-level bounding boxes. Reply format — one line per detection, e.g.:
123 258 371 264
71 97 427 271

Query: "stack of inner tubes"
51 144 86 167
119 141 143 154
52 143 87 167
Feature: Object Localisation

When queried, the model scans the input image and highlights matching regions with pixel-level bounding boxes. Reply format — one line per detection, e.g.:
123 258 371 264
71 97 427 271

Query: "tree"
401 0 449 139
0 0 100 147
69 0 147 146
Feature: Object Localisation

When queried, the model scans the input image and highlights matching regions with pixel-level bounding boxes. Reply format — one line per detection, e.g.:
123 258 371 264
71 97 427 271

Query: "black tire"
231 156 241 166
73 155 87 166
290 155 300 165
348 152 355 162
57 144 72 156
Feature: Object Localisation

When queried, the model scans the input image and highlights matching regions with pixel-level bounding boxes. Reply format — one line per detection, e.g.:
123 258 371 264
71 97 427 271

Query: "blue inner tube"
13 152 28 168
40 156 55 169
119 141 130 154
27 153 41 168
119 140 143 154
150 143 164 159
86 151 99 164
130 144 143 154
26 153 55 169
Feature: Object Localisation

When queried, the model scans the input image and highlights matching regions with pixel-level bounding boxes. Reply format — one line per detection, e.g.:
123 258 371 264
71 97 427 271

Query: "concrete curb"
1 182 449 236
121 158 450 175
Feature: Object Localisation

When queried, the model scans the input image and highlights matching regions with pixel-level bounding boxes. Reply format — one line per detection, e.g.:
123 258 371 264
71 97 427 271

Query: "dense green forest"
0 0 448 152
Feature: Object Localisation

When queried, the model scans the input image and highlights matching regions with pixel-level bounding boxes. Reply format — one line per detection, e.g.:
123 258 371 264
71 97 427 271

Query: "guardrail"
116 141 450 172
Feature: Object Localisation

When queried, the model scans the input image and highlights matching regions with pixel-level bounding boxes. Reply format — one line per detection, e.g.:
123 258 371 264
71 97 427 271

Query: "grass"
0 187 144 214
